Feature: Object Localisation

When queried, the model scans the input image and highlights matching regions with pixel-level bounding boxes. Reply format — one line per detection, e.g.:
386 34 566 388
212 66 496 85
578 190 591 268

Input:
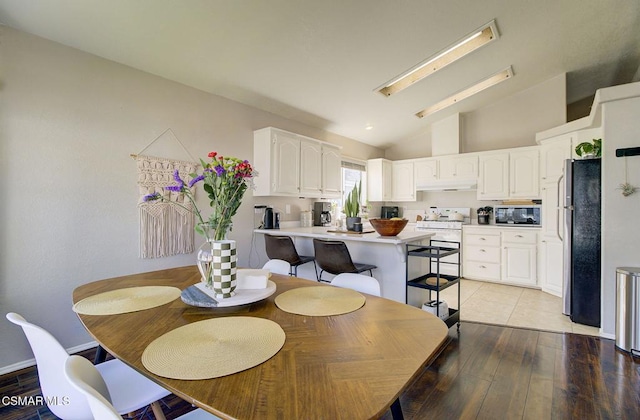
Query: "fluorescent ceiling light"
415 66 513 119
377 20 499 96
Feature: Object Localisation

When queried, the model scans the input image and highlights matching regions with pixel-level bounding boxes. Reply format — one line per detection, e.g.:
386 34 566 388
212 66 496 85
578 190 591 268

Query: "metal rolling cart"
406 240 461 331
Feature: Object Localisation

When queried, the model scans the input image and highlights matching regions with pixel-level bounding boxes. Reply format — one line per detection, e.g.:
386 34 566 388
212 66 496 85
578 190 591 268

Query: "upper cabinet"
392 161 415 201
414 158 438 186
253 127 342 198
509 148 540 198
477 152 510 199
438 155 478 179
367 158 393 202
540 133 573 182
477 147 539 200
321 144 342 196
299 137 322 196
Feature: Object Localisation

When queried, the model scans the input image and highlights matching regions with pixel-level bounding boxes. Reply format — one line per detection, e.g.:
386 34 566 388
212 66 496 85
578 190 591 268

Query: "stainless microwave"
495 205 541 226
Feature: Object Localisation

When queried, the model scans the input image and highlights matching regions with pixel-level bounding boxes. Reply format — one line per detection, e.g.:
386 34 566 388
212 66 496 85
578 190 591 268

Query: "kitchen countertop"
254 226 434 244
464 224 542 229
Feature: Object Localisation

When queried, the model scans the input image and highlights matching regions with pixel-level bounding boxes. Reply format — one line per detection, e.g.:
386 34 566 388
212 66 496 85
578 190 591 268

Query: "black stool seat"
313 238 377 281
265 234 317 279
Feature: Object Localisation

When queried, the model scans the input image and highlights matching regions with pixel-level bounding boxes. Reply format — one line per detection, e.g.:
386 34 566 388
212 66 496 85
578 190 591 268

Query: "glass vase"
196 224 237 298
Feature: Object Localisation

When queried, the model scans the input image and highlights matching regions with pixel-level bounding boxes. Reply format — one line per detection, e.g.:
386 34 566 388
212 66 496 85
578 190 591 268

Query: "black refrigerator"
562 158 601 327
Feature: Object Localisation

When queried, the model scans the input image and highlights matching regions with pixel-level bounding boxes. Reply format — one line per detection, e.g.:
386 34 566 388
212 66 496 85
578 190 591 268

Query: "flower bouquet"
144 152 253 296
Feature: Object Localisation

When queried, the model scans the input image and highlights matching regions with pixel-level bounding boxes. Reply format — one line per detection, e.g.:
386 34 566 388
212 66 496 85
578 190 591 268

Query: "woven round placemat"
275 286 366 316
73 286 181 315
141 317 285 380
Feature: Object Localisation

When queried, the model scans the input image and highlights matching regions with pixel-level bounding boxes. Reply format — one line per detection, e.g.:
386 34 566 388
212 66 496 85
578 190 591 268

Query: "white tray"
181 280 276 308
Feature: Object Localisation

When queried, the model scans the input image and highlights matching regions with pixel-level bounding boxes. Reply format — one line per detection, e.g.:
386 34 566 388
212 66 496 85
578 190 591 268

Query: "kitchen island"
253 226 434 304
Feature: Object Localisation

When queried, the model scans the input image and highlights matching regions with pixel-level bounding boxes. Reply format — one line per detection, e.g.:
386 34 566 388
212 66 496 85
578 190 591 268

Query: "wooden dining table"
72 266 449 420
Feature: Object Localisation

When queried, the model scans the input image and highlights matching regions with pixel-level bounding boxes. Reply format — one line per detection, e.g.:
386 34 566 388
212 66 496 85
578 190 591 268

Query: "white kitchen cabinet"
392 161 415 201
509 149 539 198
477 147 539 200
253 127 341 197
439 155 478 179
501 230 537 286
367 158 392 202
463 227 501 281
414 158 438 187
540 133 573 182
539 238 564 296
299 138 322 196
321 144 342 197
538 134 572 296
463 226 538 287
477 152 509 199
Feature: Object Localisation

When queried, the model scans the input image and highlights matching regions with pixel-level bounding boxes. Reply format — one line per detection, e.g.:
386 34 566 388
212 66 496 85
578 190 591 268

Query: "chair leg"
312 261 319 281
150 401 167 420
390 398 404 420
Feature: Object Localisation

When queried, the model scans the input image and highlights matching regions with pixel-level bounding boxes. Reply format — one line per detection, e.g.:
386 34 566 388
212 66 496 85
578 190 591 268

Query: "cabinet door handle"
479 237 486 241
479 265 486 269
516 234 524 238
479 249 486 252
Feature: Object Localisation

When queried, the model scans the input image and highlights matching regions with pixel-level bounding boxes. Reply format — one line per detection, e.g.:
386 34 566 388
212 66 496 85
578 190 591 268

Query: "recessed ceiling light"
365 124 374 130
415 66 513 118
376 20 499 97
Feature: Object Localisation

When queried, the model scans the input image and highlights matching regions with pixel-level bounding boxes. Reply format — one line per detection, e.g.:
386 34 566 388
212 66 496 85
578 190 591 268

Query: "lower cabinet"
463 228 501 281
463 227 538 287
539 237 563 296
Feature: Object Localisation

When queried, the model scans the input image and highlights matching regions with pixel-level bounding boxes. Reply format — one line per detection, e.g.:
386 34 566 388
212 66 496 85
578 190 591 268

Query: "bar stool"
264 234 317 279
313 238 377 282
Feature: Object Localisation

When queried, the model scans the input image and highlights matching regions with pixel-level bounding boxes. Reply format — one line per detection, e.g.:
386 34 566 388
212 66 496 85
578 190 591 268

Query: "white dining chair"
331 273 381 296
262 259 291 276
64 355 219 420
6 312 171 420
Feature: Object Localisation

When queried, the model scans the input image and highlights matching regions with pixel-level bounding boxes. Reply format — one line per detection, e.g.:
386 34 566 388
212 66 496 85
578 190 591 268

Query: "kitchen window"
333 158 368 219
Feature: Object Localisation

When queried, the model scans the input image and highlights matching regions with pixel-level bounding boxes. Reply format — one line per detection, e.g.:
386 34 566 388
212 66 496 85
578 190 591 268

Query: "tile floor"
439 279 600 336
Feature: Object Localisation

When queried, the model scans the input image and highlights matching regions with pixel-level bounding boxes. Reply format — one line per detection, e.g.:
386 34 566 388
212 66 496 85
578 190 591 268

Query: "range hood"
416 178 477 192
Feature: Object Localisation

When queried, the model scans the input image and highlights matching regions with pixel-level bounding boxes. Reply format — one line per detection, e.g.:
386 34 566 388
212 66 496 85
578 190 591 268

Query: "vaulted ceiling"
1 0 639 148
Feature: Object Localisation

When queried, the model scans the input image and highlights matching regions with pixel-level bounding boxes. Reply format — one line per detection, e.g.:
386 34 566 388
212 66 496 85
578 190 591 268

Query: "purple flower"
164 169 186 192
172 169 184 184
188 175 205 188
214 165 226 176
165 185 184 192
143 192 161 202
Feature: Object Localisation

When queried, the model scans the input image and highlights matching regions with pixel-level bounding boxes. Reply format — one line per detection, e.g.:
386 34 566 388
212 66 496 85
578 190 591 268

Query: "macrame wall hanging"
132 129 199 259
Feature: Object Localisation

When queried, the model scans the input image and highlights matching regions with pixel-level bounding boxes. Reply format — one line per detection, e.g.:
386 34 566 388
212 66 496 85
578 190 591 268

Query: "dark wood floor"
2 322 639 419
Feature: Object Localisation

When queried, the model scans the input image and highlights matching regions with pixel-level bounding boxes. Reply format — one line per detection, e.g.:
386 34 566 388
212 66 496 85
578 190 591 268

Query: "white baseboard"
600 331 615 340
0 340 98 376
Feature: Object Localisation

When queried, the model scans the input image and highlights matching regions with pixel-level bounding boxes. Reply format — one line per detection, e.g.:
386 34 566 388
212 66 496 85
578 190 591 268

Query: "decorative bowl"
369 218 408 236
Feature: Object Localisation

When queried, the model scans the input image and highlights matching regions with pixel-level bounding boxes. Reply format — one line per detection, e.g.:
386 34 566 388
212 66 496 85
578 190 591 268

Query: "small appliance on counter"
313 202 332 226
381 206 399 219
263 207 278 229
495 205 541 226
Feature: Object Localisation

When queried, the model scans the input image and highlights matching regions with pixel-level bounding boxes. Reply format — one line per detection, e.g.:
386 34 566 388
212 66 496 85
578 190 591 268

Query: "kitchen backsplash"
373 190 500 222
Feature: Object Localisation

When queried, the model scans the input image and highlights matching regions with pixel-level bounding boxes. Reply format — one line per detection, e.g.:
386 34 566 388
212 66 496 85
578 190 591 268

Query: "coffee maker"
313 202 332 226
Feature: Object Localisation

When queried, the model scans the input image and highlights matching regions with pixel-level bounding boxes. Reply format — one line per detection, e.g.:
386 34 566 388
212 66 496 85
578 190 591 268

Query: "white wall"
0 26 382 371
601 96 640 336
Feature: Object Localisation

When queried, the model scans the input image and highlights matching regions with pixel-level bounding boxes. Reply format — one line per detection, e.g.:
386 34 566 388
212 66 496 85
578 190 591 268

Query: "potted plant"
344 180 361 231
575 138 602 158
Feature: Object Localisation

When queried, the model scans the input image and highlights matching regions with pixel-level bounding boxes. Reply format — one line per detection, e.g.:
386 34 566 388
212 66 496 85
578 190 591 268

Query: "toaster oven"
495 205 541 226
